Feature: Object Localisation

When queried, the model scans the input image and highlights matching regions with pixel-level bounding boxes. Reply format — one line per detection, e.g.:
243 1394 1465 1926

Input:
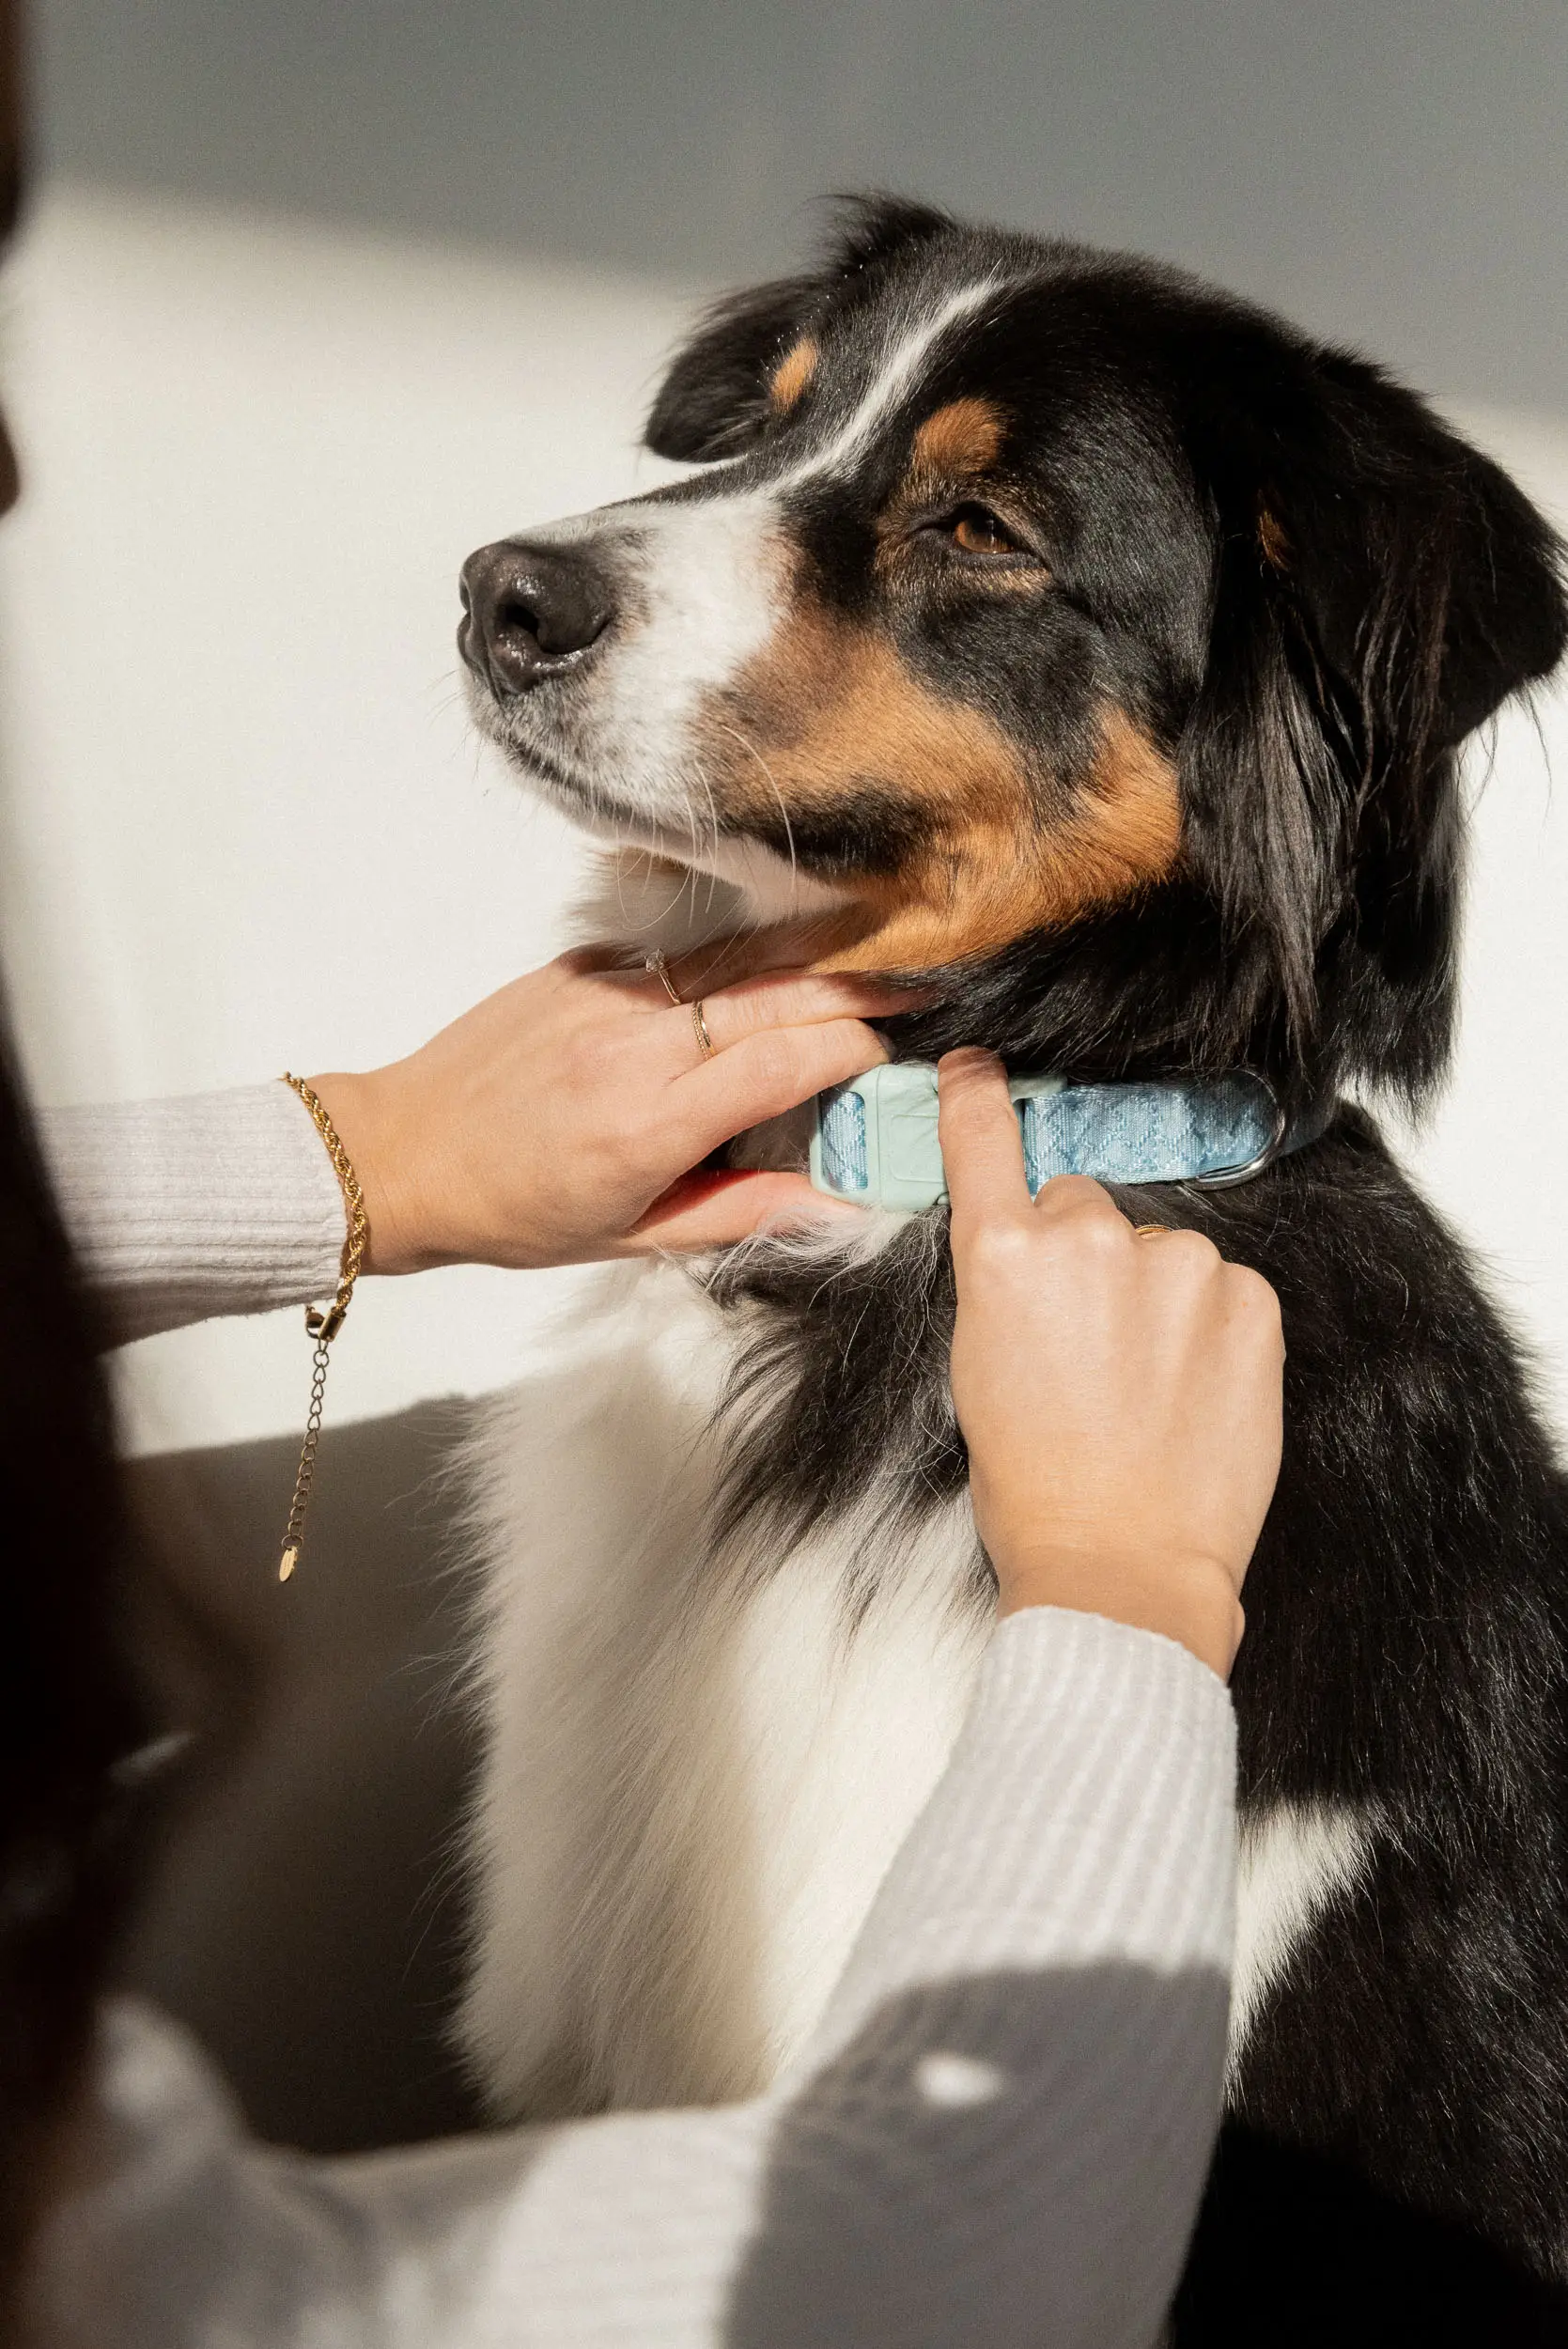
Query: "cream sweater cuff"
39 1084 349 1346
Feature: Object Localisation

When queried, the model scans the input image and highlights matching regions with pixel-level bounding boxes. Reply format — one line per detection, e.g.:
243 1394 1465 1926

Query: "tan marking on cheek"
769 336 819 412
1065 707 1187 912
696 607 1182 972
909 397 1004 480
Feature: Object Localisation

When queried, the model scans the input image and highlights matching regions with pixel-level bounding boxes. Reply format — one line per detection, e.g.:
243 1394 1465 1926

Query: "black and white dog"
456 198 1568 2330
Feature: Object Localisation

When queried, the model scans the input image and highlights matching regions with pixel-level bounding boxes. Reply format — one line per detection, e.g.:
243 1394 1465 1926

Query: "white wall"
4 186 1567 1457
0 187 690 1453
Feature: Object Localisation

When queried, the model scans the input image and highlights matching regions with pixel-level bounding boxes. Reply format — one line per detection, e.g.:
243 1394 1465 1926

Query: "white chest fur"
460 1258 1374 2116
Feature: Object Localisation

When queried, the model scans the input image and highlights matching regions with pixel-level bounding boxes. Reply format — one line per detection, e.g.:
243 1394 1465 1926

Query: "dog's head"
461 197 1564 1102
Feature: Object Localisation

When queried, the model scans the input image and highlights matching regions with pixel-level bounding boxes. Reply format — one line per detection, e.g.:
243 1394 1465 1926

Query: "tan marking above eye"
910 397 1005 478
694 603 1181 973
769 336 819 412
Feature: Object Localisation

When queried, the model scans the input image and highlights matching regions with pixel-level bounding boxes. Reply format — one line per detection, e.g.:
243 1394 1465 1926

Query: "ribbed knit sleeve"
38 1085 348 1345
28 1610 1236 2349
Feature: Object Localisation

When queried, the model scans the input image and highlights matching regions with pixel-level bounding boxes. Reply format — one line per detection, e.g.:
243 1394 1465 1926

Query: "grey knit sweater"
27 1084 1237 2349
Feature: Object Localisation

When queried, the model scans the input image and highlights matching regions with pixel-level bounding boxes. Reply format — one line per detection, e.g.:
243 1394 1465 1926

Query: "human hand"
306 948 908 1274
939 1049 1284 1678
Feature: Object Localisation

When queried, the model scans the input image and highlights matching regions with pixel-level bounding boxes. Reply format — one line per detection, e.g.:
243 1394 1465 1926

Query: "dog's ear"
1266 353 1567 748
819 190 954 276
645 194 954 464
1180 342 1567 1049
645 274 821 462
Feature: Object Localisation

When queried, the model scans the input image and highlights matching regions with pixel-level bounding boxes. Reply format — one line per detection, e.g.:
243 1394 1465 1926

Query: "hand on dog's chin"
626 1167 865 1254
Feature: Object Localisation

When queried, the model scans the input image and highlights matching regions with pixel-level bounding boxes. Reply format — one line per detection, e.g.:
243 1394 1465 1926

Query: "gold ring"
646 949 683 1007
1133 1223 1171 1237
691 1000 715 1060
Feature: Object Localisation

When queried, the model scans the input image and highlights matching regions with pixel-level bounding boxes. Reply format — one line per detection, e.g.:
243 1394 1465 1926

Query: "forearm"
33 1610 1235 2348
38 1086 346 1346
345 1614 1233 2349
768 1605 1235 2348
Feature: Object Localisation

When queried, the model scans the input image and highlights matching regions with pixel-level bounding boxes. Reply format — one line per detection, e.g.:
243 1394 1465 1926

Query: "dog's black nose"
459 539 613 696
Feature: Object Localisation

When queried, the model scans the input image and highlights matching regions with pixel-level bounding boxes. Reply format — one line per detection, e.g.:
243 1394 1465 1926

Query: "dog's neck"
573 844 1170 986
572 848 1338 1142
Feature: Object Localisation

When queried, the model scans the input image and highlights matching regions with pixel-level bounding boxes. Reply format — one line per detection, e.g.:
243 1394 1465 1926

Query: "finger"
663 922 848 997
1030 1172 1136 1235
596 953 707 1013
1223 1261 1286 1361
622 1169 866 1254
598 957 924 1048
551 951 689 1023
675 1017 892 1146
556 943 639 977
697 969 929 1053
937 1049 1032 1236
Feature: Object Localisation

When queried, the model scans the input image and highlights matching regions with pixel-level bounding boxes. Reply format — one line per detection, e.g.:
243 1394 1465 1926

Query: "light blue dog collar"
810 1062 1299 1211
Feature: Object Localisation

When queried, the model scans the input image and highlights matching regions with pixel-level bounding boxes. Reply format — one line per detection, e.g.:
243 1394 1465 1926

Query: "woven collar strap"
809 1063 1333 1213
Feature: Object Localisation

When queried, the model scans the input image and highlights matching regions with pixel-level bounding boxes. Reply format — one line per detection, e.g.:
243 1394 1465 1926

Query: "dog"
455 197 1568 2332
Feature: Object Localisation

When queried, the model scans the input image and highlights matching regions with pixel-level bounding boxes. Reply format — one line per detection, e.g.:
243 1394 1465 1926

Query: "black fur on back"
667 201 1568 2323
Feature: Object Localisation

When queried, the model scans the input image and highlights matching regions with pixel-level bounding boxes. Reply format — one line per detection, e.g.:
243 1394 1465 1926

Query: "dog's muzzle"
459 538 615 699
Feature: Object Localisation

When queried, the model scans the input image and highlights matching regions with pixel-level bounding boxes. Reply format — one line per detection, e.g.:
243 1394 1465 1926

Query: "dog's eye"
948 506 1022 557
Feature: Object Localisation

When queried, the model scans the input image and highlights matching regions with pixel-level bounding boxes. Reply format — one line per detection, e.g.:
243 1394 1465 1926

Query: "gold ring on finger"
646 949 683 1007
691 1000 716 1060
1133 1222 1172 1237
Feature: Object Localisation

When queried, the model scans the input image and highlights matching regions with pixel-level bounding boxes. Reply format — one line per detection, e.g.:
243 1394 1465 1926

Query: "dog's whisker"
716 721 799 910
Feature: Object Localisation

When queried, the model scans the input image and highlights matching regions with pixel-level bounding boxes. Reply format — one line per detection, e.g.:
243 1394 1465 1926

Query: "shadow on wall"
118 1400 485 2154
38 0 1568 408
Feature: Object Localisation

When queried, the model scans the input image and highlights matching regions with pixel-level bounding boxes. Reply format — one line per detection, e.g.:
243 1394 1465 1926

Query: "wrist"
992 1542 1245 1679
303 1067 439 1278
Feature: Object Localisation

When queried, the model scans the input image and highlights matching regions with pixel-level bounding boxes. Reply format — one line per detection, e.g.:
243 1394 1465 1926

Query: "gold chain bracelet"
277 1075 370 1582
